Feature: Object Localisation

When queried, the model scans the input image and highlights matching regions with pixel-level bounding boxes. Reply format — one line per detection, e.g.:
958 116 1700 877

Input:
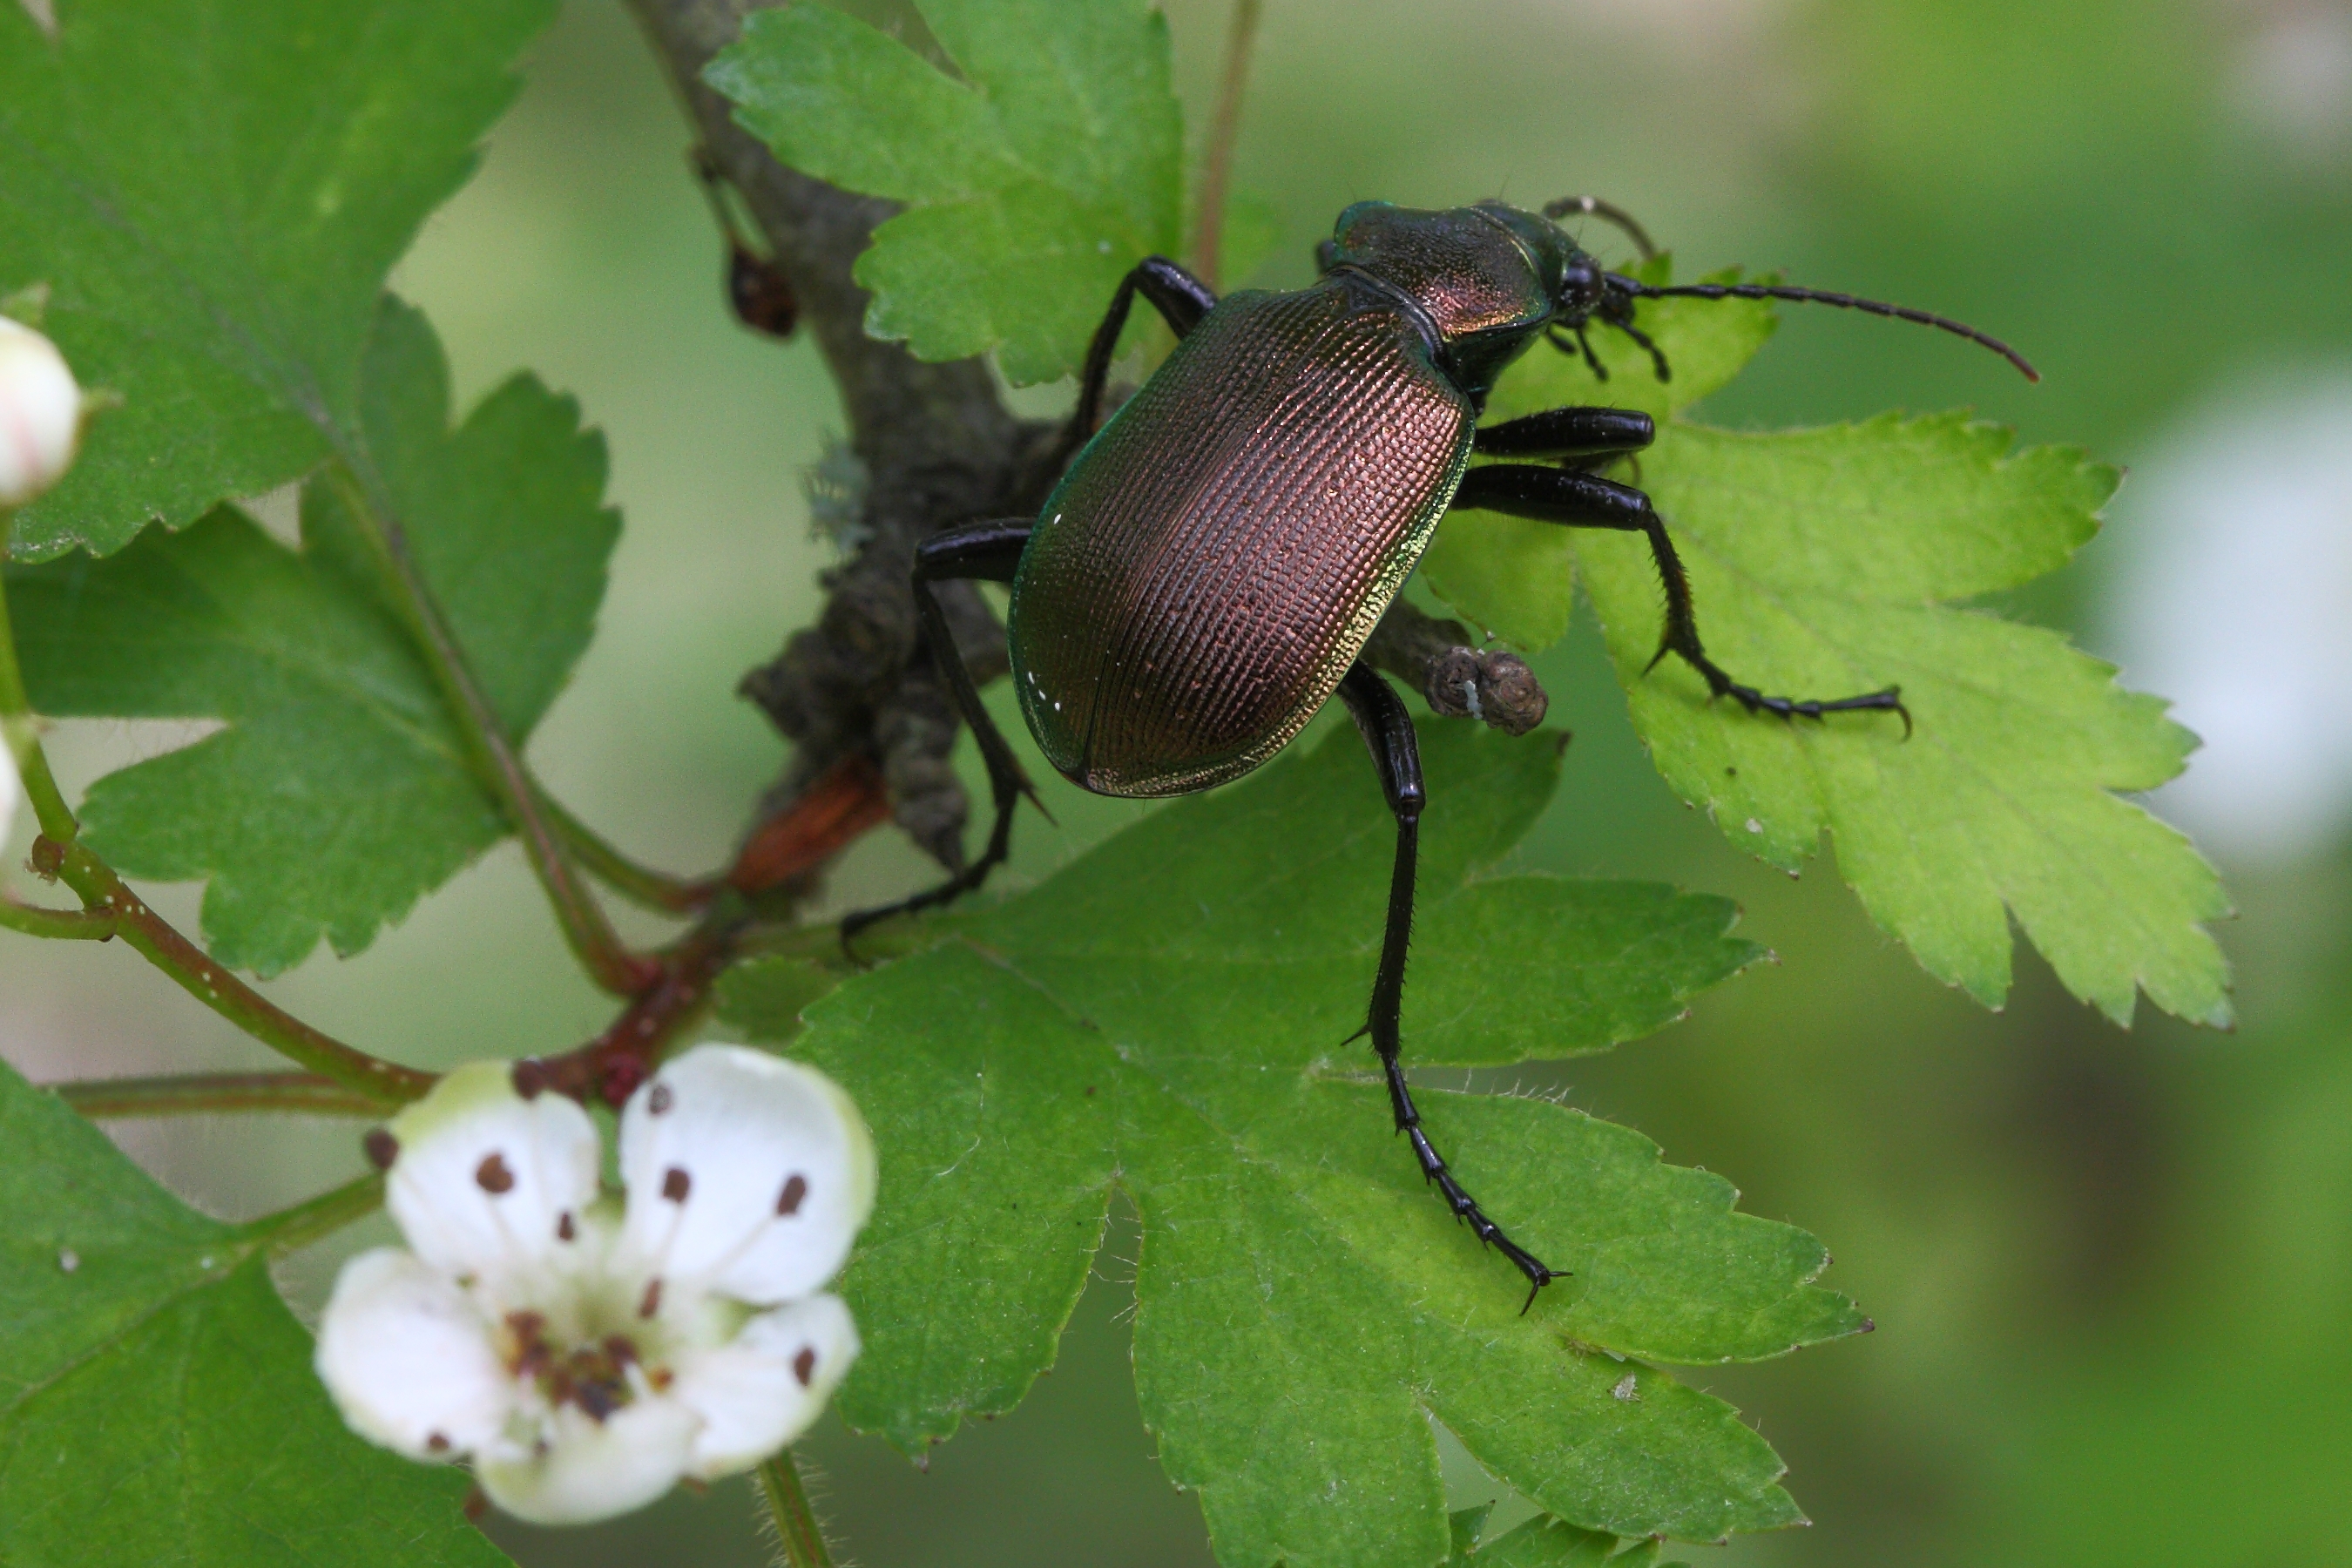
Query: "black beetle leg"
1336 664 1559 1310
1064 257 1220 455
1451 463 1910 735
841 522 1039 948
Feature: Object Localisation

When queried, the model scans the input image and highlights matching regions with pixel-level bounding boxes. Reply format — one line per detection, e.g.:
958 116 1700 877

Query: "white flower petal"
672 1294 860 1479
0 315 82 507
314 1247 512 1462
618 1044 875 1305
383 1060 601 1288
476 1397 700 1526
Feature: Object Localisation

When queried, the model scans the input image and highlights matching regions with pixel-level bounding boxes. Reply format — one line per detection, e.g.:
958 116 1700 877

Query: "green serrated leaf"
0 1060 510 1568
1449 1504 1498 1560
1577 414 2229 1026
1420 261 1774 652
722 722 1858 1564
709 0 1183 383
0 0 556 559
7 298 617 975
1453 1511 1621 1567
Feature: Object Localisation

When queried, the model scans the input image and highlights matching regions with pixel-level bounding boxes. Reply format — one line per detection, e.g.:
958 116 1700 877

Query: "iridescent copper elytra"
833 198 2034 1308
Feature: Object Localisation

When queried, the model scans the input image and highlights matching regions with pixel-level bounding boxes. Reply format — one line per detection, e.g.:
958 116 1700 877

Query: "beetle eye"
1558 259 1603 319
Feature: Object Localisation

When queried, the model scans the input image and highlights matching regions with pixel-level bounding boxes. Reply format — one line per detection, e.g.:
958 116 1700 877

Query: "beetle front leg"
841 522 1039 945
1337 664 1559 1310
1450 464 1911 734
1065 257 1220 449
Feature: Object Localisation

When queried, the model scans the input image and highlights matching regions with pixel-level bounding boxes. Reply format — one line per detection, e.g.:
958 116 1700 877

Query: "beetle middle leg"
841 521 1039 943
1337 663 1559 1310
1452 459 1910 733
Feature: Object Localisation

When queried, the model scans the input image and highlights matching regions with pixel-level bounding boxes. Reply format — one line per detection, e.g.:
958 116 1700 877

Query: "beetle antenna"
1615 275 2039 382
1541 196 1658 261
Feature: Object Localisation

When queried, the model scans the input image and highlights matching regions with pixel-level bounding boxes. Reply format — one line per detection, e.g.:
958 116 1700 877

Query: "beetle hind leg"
841 522 1039 947
1338 664 1561 1311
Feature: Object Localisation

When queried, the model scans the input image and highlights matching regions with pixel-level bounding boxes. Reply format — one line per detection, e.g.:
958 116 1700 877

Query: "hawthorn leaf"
1575 416 2229 1026
721 722 1862 1565
0 0 556 559
1445 1509 1619 1566
7 298 618 974
1418 260 1774 653
0 1060 510 1568
708 0 1183 383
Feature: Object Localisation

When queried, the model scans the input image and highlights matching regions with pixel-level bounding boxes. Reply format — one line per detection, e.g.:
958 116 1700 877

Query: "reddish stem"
525 752 891 1105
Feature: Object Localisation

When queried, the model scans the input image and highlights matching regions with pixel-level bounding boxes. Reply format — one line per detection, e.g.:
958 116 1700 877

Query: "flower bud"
0 316 82 507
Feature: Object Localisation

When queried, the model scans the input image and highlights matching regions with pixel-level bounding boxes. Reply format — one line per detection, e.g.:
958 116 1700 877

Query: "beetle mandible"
847 196 2035 1308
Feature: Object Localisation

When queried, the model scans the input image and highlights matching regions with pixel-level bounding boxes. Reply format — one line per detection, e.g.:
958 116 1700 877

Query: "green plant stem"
1191 0 1263 289
0 508 82 844
535 783 713 913
0 895 113 939
756 1450 835 1568
5 504 436 1103
47 837 436 1102
236 1171 387 1258
326 462 652 997
56 1071 395 1119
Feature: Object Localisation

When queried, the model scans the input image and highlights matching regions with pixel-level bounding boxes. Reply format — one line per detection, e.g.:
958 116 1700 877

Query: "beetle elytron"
845 196 2033 1306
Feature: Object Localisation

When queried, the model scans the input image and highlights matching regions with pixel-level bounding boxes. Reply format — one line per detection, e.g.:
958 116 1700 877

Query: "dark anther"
604 1335 639 1366
510 1058 548 1100
474 1153 515 1194
362 1127 398 1171
556 1211 577 1242
776 1173 808 1215
638 1278 663 1319
647 1083 673 1116
426 1431 450 1454
661 1166 692 1202
574 1380 618 1423
792 1347 817 1387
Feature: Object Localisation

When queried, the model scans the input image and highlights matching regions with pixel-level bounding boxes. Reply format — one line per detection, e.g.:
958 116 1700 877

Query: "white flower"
315 1044 875 1525
0 315 82 507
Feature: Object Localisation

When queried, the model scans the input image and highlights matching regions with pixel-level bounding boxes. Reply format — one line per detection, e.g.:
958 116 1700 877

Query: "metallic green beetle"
848 196 2033 1304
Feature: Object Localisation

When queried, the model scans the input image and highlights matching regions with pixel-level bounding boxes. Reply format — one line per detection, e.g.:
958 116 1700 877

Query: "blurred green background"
6 0 2352 1562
